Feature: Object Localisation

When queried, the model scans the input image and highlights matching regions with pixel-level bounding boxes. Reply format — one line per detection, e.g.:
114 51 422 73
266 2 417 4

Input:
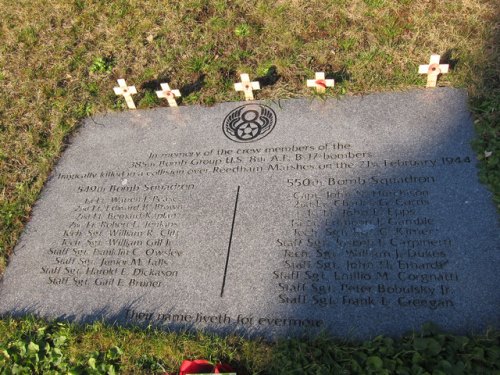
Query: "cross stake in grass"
418 54 449 88
113 79 137 109
156 83 181 107
307 72 334 93
234 73 260 101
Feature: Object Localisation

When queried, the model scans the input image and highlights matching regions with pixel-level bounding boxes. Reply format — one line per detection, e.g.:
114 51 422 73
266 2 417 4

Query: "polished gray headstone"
1 88 498 339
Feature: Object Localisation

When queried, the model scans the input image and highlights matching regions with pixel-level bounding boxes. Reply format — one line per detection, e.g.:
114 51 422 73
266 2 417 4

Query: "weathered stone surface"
1 88 498 339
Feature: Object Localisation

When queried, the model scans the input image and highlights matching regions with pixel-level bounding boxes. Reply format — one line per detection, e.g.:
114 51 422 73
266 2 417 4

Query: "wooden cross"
418 54 449 88
156 83 181 107
234 73 260 101
307 72 334 93
113 79 137 109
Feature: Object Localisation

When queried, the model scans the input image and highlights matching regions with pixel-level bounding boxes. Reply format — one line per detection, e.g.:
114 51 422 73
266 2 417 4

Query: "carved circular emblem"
222 104 277 143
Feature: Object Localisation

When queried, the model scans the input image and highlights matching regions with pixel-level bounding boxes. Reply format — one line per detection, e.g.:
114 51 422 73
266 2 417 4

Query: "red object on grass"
165 359 234 375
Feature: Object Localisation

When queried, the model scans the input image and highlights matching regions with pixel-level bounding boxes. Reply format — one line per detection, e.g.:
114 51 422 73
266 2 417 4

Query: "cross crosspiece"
113 79 137 109
234 73 260 101
418 54 449 88
156 83 181 107
307 72 334 93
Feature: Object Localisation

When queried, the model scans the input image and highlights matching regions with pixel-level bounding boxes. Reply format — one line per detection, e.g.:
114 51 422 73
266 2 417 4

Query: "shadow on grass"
256 65 280 87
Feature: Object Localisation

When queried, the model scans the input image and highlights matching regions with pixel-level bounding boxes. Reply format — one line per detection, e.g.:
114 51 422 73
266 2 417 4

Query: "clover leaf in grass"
234 23 251 37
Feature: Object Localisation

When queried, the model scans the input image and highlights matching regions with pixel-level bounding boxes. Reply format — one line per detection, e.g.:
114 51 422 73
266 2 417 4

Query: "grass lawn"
0 0 498 373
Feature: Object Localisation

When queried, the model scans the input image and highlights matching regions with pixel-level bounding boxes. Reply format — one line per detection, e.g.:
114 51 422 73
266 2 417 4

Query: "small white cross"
156 83 181 107
307 72 334 93
418 54 449 88
234 73 260 101
113 79 137 109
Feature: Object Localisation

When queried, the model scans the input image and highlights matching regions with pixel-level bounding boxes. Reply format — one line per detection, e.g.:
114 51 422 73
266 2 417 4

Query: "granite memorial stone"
0 88 498 339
